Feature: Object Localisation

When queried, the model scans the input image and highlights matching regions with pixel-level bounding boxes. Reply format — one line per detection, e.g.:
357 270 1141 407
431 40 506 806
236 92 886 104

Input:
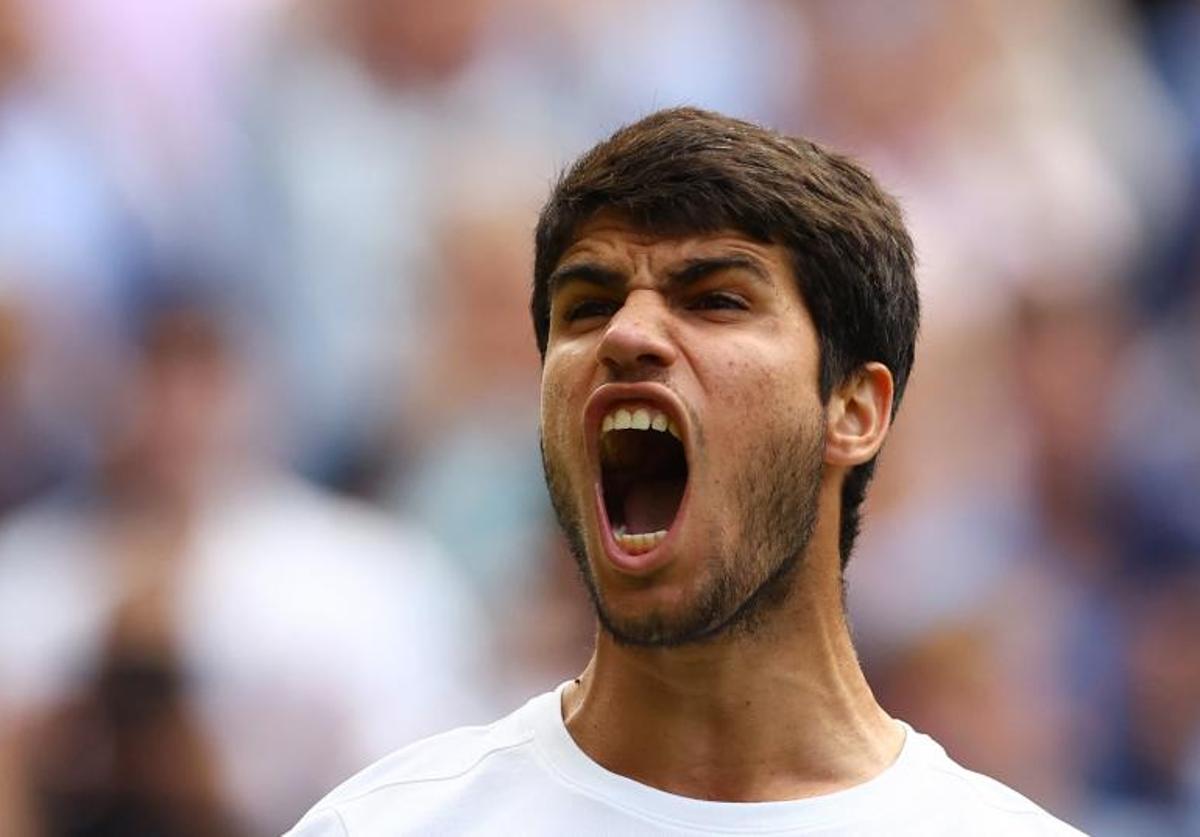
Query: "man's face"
539 216 828 647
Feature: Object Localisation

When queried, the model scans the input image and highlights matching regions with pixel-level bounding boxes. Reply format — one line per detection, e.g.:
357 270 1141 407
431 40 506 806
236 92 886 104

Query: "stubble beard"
540 415 824 649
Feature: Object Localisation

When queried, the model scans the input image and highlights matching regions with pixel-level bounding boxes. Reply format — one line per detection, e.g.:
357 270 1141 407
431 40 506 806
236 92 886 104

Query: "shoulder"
309 719 532 806
896 725 1087 835
285 693 550 836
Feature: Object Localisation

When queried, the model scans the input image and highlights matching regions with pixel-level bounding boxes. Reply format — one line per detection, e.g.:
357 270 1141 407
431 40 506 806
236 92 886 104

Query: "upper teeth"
601 406 680 439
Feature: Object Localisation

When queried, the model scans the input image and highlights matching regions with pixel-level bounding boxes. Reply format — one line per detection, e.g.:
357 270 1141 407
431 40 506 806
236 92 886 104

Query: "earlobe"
824 362 894 467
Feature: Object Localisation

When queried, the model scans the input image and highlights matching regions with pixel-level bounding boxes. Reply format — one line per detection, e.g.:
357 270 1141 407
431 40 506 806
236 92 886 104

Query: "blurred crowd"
0 0 1197 834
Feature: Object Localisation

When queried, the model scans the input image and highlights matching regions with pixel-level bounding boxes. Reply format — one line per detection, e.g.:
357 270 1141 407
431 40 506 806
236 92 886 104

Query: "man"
288 107 1084 835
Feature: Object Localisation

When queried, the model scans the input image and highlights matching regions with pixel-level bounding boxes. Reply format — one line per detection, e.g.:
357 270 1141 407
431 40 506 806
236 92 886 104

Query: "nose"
596 290 678 377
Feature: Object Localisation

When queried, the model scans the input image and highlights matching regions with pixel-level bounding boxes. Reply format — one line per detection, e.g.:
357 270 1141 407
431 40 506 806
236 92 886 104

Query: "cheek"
539 354 583 451
712 348 798 404
539 379 566 448
702 351 819 443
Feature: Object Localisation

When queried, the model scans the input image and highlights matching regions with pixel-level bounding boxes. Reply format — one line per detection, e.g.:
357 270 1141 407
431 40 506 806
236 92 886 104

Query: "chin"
589 552 739 648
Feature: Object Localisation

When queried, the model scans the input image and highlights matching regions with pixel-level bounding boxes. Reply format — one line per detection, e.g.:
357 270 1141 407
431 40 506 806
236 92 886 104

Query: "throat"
621 477 686 535
599 425 690 540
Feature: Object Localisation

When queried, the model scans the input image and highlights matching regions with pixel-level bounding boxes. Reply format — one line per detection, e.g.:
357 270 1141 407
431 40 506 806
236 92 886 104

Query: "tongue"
622 478 685 535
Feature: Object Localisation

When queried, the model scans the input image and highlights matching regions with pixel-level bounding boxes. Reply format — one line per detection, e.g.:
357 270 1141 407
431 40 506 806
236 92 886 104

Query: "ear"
824 362 895 468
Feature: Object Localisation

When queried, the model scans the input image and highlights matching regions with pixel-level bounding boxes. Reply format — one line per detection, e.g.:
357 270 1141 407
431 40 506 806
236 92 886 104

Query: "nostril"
602 351 667 377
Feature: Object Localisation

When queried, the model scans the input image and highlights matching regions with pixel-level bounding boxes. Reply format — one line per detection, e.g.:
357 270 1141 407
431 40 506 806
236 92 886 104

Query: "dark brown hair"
531 107 919 568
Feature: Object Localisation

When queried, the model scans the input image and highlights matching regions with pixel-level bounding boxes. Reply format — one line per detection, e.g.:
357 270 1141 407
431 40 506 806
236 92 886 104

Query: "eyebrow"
669 255 771 287
546 263 625 296
548 254 771 297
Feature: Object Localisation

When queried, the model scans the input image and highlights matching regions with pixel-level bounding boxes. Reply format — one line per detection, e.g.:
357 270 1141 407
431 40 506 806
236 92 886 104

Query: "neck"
561 543 901 802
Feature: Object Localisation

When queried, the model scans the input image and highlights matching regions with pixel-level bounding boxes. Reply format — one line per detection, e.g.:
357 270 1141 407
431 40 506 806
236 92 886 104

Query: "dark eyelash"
691 292 747 311
565 299 617 321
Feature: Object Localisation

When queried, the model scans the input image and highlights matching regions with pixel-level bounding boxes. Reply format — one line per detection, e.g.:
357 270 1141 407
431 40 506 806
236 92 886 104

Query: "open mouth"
598 405 689 556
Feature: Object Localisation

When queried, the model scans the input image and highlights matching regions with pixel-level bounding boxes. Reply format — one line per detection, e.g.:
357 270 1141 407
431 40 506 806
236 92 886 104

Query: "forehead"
557 214 790 276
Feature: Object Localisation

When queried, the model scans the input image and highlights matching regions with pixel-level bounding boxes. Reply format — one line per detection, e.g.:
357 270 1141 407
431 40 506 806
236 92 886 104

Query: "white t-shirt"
287 684 1086 836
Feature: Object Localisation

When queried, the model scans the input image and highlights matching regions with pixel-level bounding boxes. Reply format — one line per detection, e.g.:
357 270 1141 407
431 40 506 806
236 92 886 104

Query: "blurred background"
0 0 1196 834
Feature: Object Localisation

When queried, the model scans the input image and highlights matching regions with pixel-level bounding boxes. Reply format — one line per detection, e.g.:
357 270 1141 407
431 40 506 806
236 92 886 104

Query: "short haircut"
531 107 919 568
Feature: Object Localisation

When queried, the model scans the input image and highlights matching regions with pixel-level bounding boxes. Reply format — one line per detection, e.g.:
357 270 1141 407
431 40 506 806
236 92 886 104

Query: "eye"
688 291 748 312
564 298 619 322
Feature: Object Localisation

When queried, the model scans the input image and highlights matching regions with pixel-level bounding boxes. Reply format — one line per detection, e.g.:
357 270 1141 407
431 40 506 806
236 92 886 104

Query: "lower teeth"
613 526 668 555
